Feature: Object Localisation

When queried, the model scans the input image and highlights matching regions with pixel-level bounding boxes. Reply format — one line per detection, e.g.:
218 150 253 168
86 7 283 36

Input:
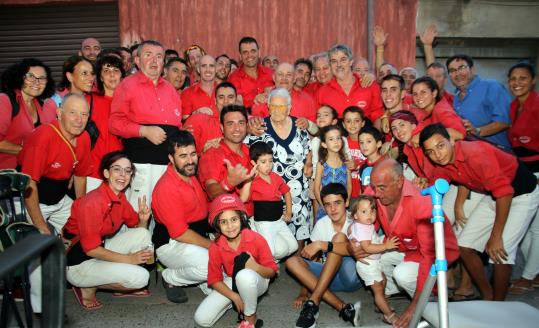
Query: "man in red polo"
228 36 274 108
184 82 237 154
109 40 182 210
251 62 317 122
18 93 93 314
198 105 255 215
317 44 384 127
181 55 218 120
293 58 313 92
152 130 211 303
369 159 459 328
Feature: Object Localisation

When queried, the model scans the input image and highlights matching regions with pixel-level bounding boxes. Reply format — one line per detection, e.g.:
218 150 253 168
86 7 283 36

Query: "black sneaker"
296 300 319 328
339 301 361 326
162 278 188 303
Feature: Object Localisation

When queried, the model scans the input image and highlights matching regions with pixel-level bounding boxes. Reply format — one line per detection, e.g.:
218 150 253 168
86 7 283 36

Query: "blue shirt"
453 75 511 148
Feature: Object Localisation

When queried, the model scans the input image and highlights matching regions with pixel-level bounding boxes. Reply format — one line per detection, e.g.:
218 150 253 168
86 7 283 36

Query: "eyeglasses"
24 72 48 84
109 165 133 175
448 65 469 75
269 104 289 111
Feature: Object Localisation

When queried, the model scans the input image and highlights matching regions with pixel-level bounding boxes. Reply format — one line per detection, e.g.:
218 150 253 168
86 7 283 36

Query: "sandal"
112 288 151 298
508 282 534 295
448 292 479 302
72 286 103 310
382 312 399 325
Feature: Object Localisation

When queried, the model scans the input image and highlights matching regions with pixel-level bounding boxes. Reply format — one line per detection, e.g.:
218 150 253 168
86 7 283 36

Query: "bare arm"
86 246 151 264
211 281 244 313
283 191 292 222
73 175 86 198
245 256 276 279
25 180 50 235
420 23 438 66
486 195 512 263
0 140 22 155
373 26 388 73
239 181 252 203
313 162 324 206
346 169 352 204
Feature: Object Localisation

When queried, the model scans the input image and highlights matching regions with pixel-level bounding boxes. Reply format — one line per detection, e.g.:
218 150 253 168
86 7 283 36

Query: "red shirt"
375 180 458 293
0 90 57 169
304 81 323 98
250 172 290 201
109 72 182 138
403 144 436 181
64 183 138 253
432 141 518 198
228 64 274 108
403 94 414 105
152 164 209 239
441 90 454 105
316 75 384 121
198 140 253 215
508 91 539 162
251 89 317 122
207 229 278 285
86 94 123 178
346 137 366 197
18 120 93 181
181 81 217 117
184 113 223 154
417 99 466 136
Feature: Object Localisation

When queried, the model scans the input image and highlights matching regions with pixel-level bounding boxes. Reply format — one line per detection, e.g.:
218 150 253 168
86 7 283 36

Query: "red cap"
208 193 246 226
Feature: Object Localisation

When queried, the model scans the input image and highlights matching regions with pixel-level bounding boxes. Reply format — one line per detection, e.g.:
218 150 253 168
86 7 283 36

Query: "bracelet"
327 241 334 253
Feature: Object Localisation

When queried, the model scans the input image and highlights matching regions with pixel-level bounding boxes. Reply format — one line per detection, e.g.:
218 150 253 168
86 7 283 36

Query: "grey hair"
399 67 417 76
328 44 353 60
268 87 291 106
427 62 448 77
60 93 88 111
137 40 164 57
311 52 329 65
380 63 398 74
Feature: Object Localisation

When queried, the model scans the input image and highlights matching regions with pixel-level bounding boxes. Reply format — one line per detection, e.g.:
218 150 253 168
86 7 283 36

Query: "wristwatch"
475 127 481 136
327 241 334 253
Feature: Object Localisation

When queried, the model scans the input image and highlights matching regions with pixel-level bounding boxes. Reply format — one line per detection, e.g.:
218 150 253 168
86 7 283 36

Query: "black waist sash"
253 200 284 222
37 177 70 205
64 230 92 266
512 160 537 197
122 124 180 165
152 218 211 250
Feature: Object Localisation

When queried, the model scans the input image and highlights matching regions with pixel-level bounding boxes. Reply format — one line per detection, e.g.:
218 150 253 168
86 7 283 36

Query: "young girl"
240 141 298 261
314 125 352 219
342 106 368 204
194 194 278 328
348 196 400 325
310 105 350 217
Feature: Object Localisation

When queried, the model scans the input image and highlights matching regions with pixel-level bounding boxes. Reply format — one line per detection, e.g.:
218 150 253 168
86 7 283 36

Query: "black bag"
85 93 100 148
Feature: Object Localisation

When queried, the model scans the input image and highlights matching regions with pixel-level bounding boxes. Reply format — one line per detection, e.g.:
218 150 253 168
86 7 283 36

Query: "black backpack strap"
7 92 20 119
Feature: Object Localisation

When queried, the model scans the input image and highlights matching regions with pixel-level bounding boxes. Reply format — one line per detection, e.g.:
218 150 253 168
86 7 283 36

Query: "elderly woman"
506 62 539 294
247 88 312 248
86 55 125 191
0 58 56 168
64 151 152 310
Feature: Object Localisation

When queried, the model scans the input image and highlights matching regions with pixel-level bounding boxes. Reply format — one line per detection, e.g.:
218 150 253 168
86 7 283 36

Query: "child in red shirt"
240 142 297 261
194 194 278 328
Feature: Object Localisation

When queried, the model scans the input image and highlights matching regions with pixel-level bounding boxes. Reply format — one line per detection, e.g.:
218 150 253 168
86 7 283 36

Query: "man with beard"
215 54 232 83
181 55 218 119
164 57 189 94
79 37 101 63
152 130 211 303
228 36 274 108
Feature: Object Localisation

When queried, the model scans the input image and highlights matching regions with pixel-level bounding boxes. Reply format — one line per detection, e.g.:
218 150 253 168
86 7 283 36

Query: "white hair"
268 87 291 106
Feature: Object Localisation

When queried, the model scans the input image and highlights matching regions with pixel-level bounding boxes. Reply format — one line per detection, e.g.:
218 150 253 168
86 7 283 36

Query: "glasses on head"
448 65 469 75
24 72 48 85
109 165 133 175
269 104 288 111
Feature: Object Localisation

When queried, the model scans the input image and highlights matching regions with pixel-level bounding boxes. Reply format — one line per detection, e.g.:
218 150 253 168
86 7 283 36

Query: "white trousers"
441 184 485 231
156 239 208 286
458 186 539 264
194 269 269 327
253 220 298 261
37 195 73 234
66 227 151 288
380 251 419 297
125 163 167 212
520 173 539 279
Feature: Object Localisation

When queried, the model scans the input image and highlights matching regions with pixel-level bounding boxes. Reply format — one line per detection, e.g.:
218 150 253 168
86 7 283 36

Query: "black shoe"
339 301 361 326
162 278 188 303
295 300 319 328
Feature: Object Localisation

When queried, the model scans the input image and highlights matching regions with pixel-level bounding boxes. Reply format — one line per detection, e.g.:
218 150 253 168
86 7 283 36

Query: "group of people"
0 23 538 328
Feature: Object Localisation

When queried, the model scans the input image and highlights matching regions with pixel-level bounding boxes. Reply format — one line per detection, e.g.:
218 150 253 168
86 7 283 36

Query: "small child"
357 126 386 191
194 194 278 328
240 142 298 261
314 125 352 219
342 106 368 204
348 196 400 325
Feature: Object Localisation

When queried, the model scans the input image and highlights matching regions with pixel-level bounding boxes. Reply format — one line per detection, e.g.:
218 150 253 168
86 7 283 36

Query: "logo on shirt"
51 162 61 169
356 100 367 108
174 108 180 117
519 136 531 144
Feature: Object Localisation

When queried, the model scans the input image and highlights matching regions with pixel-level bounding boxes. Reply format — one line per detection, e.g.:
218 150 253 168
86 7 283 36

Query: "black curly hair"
0 58 55 100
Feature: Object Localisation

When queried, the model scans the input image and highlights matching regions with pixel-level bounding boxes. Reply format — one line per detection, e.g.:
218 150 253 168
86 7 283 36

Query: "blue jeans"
307 256 363 292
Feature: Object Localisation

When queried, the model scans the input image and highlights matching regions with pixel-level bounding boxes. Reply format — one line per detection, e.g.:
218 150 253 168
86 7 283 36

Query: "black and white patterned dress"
247 117 312 240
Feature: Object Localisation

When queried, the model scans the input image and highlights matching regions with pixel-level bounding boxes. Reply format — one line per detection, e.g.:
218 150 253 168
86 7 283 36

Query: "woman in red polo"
64 151 152 310
0 58 57 168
